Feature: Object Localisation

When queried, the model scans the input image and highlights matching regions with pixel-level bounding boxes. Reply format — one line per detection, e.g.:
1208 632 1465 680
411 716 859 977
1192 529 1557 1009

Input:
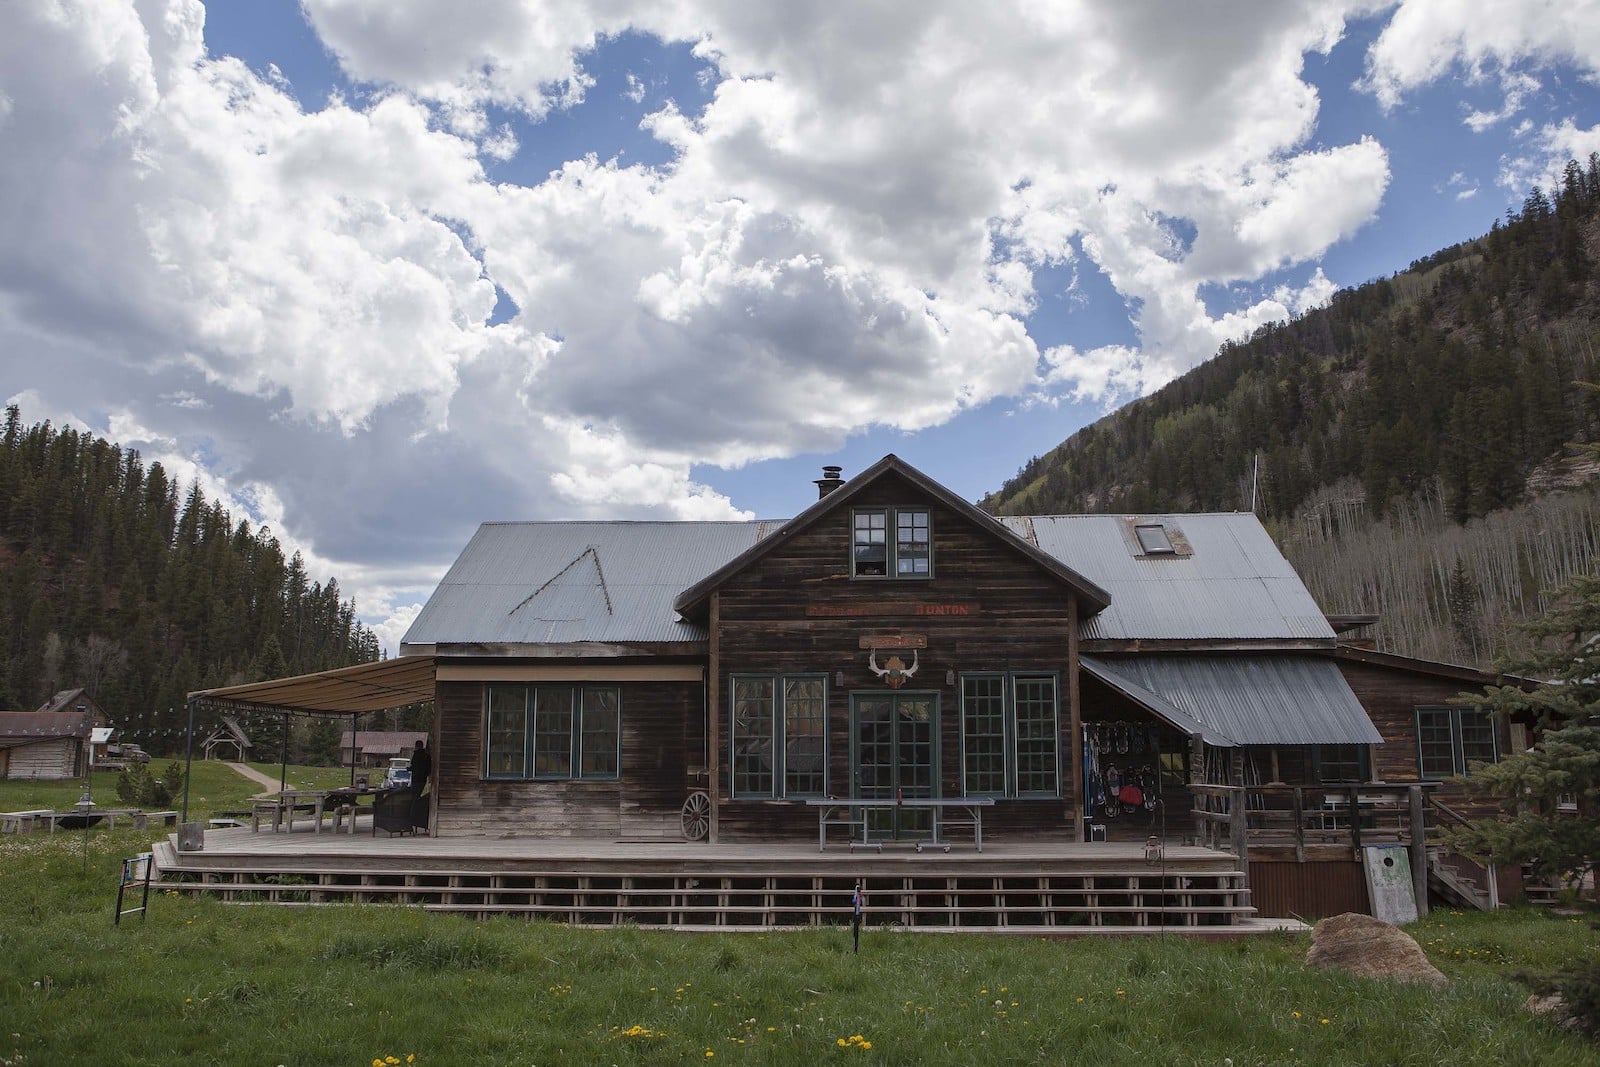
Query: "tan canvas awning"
189 656 437 715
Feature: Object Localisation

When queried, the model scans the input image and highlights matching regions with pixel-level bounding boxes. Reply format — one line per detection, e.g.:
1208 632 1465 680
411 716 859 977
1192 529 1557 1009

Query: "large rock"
1305 912 1448 987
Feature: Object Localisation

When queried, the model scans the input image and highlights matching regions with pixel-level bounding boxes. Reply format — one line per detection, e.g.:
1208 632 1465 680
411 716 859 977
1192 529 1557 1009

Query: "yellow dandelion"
837 1038 849 1047
860 1041 872 1050
1320 1019 1330 1025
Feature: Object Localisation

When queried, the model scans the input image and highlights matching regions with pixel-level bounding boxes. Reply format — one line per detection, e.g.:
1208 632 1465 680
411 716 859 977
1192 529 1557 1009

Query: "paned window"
486 686 528 778
1416 706 1497 779
852 511 888 576
960 673 1059 797
731 674 828 798
483 684 621 780
896 510 931 575
1313 745 1367 783
960 676 1007 795
852 507 934 578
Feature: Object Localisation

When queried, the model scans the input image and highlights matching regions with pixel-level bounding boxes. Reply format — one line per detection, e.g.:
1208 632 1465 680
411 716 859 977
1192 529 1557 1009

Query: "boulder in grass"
1305 912 1448 987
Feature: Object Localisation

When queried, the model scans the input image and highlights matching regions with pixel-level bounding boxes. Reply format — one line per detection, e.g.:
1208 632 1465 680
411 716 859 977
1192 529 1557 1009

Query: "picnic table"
253 788 385 835
804 797 995 852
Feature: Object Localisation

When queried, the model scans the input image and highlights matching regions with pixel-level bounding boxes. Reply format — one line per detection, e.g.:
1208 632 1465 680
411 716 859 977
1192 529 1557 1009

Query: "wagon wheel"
680 790 712 841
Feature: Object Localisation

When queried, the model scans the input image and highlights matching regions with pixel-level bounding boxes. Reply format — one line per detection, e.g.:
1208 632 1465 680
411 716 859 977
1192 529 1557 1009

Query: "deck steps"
152 837 1254 931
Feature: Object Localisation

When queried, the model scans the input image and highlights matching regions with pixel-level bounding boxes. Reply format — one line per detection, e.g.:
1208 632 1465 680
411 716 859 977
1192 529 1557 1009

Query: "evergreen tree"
1450 570 1600 900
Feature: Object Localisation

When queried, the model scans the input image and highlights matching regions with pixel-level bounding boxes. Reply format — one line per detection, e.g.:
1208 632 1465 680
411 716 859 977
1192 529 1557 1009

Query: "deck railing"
1191 783 1429 855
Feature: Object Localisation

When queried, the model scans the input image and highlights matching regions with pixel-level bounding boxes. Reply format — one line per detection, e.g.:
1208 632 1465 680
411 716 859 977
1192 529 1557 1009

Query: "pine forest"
0 407 380 755
986 157 1600 668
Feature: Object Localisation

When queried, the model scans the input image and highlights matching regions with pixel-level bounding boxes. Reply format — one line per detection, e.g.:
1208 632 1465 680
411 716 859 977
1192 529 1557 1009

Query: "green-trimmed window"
484 684 621 780
1416 706 1497 779
852 507 933 578
960 673 1059 797
731 674 828 798
1313 745 1368 784
960 675 1007 794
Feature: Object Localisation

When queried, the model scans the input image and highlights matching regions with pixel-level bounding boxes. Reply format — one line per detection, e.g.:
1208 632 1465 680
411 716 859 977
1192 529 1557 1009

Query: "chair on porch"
372 789 428 837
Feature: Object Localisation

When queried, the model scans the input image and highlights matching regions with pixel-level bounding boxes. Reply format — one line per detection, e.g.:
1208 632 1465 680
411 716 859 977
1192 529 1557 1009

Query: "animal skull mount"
867 648 919 689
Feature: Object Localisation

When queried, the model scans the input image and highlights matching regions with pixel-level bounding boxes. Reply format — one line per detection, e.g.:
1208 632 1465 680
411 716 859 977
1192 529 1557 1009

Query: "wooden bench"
0 809 52 833
132 810 179 830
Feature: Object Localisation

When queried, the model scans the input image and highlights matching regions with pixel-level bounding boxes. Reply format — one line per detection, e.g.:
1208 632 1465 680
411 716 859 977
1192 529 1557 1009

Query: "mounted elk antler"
867 648 919 689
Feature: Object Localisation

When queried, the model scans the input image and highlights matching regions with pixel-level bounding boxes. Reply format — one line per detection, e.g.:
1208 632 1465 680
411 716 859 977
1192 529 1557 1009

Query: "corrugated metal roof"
404 507 1335 652
1002 514 1334 642
402 521 766 649
1082 654 1385 746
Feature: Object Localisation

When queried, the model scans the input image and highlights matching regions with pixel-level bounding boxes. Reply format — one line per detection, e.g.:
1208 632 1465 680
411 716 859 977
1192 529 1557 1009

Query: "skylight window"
1134 523 1175 555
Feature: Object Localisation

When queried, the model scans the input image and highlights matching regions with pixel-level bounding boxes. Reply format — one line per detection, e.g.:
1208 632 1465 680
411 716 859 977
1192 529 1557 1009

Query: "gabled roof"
0 711 91 740
340 730 428 754
672 454 1111 618
1001 514 1335 645
36 688 99 715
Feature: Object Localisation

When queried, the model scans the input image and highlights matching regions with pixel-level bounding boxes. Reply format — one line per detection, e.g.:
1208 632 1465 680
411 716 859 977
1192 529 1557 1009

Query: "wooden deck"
153 824 1278 934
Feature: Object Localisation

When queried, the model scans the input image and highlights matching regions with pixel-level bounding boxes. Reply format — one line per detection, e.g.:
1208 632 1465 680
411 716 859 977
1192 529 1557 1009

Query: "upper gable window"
1134 523 1175 555
853 507 933 578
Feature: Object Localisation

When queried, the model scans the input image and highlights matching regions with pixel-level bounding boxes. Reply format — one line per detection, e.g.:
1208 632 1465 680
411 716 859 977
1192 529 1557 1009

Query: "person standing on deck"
411 739 432 795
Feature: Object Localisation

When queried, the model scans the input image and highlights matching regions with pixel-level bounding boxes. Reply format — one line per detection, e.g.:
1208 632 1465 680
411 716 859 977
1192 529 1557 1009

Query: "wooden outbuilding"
0 689 106 780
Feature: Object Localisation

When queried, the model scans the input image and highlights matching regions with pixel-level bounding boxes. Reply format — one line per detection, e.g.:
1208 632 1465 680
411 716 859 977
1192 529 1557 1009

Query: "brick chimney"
813 465 845 499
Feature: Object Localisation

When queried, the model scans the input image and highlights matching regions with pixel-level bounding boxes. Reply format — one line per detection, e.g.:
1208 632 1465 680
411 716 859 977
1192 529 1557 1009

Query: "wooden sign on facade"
856 634 927 650
805 602 978 618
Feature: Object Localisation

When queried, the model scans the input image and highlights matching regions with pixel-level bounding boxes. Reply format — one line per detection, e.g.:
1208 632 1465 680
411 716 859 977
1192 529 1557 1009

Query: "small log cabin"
0 689 105 781
394 454 1523 894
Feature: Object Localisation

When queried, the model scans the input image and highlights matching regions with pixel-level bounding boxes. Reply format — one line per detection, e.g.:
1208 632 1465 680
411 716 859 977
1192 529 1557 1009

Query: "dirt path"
224 762 284 797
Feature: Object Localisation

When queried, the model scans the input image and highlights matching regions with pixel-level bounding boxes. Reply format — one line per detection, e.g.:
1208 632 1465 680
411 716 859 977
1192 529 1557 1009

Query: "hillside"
985 157 1600 666
0 409 380 753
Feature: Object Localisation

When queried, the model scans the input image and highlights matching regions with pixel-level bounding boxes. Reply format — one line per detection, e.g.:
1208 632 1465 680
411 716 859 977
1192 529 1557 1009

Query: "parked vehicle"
383 757 411 789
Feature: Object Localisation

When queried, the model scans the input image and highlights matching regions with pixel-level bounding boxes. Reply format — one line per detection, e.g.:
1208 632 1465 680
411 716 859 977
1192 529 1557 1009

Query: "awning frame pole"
180 700 196 825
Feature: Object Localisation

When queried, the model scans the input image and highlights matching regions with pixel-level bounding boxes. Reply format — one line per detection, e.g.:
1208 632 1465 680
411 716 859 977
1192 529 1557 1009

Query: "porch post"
1067 593 1083 841
708 591 721 844
1408 785 1429 918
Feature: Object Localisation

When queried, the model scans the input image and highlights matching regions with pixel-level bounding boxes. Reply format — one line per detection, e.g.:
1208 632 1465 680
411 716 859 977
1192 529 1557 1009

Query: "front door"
852 692 938 840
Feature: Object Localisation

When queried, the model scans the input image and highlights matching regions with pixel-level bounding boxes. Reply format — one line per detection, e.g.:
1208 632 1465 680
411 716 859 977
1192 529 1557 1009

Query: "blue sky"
3 1 1599 649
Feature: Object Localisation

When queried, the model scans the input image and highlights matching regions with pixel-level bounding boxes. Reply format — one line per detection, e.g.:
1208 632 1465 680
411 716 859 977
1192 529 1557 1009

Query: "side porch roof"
1082 654 1385 748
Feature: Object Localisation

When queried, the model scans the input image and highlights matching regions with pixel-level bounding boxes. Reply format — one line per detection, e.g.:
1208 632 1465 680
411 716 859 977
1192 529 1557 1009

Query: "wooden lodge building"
177 455 1527 928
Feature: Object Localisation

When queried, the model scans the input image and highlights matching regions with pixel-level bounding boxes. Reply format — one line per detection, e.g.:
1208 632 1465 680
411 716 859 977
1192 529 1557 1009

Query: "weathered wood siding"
433 676 702 838
2 738 77 780
1249 858 1368 918
1333 659 1512 815
714 471 1082 842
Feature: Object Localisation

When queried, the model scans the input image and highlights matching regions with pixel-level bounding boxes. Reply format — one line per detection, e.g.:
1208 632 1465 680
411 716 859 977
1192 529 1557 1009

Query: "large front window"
731 674 828 798
1416 706 1497 779
960 673 1060 797
852 507 933 578
484 684 620 780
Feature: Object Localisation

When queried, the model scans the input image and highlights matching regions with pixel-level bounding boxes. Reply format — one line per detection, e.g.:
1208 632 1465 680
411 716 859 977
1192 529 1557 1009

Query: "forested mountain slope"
985 157 1600 667
0 409 379 752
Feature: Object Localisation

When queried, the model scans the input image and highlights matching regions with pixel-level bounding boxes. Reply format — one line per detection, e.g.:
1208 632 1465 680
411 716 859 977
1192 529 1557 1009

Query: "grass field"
1 768 1595 1064
0 761 356 822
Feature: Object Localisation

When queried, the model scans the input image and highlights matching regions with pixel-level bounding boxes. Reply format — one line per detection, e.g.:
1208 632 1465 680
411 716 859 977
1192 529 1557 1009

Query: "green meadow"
1 767 1595 1065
